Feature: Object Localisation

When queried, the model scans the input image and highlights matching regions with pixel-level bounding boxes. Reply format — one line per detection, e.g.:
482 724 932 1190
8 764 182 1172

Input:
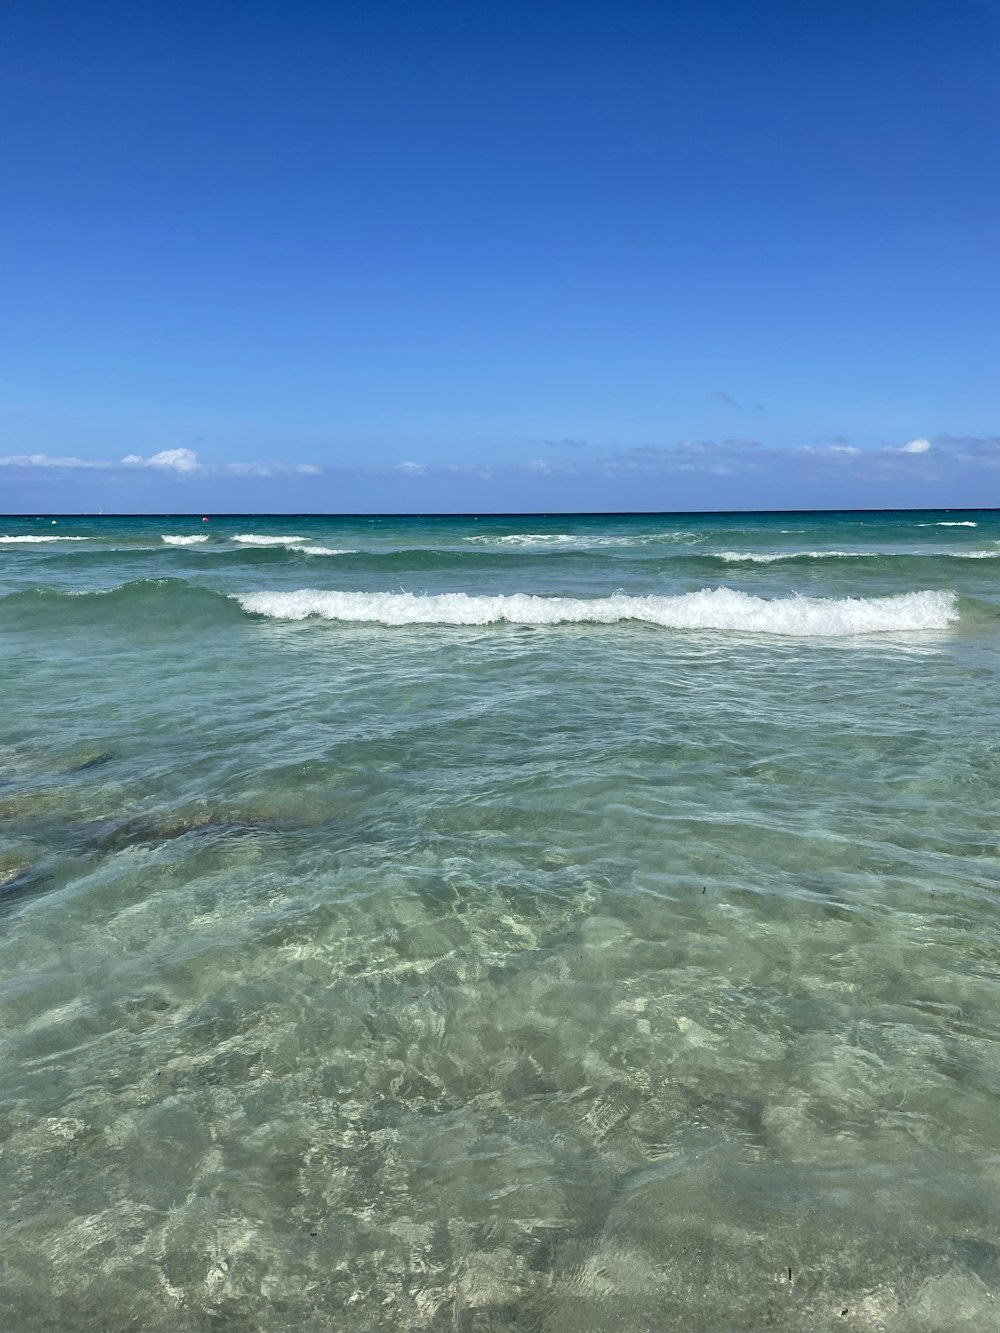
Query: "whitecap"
161 534 210 546
234 587 958 636
230 533 352 554
0 535 88 543
717 550 867 563
461 532 666 549
463 534 578 546
231 534 307 545
719 548 998 562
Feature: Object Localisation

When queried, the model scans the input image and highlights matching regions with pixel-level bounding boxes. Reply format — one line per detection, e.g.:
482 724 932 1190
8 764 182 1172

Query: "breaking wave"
234 587 958 636
463 533 578 546
232 534 307 545
460 533 674 548
0 534 89 543
717 550 865 563
231 533 352 555
716 549 999 563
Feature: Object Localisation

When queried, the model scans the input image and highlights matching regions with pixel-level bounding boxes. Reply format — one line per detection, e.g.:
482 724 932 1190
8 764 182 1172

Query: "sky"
0 0 997 513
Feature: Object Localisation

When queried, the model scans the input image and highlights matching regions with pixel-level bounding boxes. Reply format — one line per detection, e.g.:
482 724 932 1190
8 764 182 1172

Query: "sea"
1 508 999 1332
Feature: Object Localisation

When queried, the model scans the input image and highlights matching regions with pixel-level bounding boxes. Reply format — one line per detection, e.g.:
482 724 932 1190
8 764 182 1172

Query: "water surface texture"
1 509 999 1331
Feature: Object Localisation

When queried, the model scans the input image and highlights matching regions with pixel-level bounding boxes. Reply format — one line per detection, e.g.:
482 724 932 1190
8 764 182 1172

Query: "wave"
0 534 89 543
463 533 577 546
917 521 978 527
233 587 958 636
717 550 866 563
161 534 210 546
41 543 359 572
0 580 969 638
232 533 307 545
461 533 672 548
716 548 999 563
0 579 245 628
231 533 353 555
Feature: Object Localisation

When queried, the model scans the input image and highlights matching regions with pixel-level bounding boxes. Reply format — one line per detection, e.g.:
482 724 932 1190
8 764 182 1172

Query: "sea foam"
718 548 999 562
234 587 958 635
161 534 210 545
231 533 352 555
0 535 88 543
717 550 865 563
462 533 655 548
232 534 307 545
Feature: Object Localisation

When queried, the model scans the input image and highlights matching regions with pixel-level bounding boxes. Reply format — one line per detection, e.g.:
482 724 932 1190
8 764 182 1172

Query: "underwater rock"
95 807 302 851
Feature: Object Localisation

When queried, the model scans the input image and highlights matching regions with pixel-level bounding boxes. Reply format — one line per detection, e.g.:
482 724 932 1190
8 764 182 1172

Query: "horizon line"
1 505 996 519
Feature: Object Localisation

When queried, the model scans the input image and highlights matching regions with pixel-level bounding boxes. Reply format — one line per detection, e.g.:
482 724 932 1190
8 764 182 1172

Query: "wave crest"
232 534 306 545
717 549 998 563
717 550 862 563
231 533 352 555
462 533 662 548
234 587 958 636
0 534 88 543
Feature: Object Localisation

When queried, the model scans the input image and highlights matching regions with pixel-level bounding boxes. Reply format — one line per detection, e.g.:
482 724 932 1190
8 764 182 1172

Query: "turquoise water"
1 509 999 1331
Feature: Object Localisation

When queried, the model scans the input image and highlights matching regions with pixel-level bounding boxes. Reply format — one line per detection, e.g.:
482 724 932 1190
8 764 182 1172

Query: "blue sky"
1 0 997 512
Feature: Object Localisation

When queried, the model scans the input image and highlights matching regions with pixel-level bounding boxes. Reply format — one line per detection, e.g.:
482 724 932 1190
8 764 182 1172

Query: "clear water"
1 509 999 1331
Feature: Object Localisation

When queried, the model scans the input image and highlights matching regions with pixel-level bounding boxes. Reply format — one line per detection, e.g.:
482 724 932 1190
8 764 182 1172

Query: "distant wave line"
0 534 89 543
230 534 354 554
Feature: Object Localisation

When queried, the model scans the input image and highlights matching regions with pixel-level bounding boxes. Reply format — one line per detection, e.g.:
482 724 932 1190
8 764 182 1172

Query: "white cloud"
150 448 199 471
793 444 860 456
0 452 111 468
123 447 200 472
397 461 427 474
900 437 931 453
0 449 321 477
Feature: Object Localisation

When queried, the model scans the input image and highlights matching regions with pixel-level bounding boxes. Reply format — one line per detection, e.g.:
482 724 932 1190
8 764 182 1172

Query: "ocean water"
1 508 999 1332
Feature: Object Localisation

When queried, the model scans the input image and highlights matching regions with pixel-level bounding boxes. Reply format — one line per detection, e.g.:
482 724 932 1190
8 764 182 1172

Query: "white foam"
161 534 209 546
234 587 958 636
0 535 88 543
462 533 662 549
463 534 578 546
917 521 978 527
717 550 864 563
230 533 352 555
719 548 998 561
232 534 306 545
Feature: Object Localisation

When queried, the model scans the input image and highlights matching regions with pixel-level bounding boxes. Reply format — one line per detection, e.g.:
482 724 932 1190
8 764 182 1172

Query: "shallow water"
1 509 1000 1331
